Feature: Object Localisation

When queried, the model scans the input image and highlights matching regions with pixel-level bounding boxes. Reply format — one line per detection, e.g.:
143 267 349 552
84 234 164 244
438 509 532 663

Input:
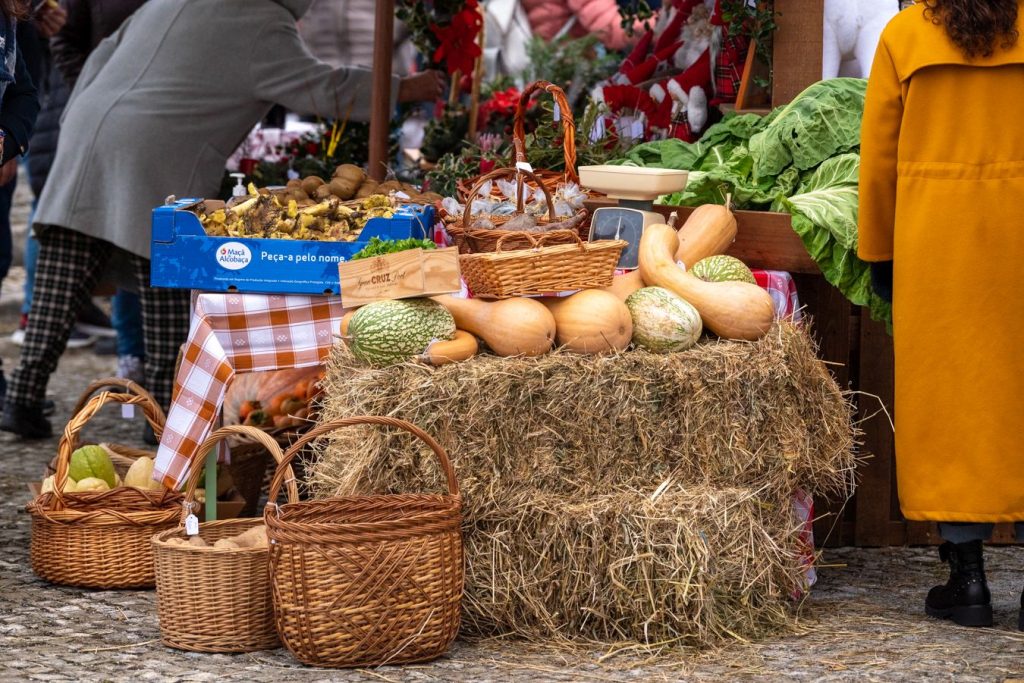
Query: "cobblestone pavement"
1 321 1023 681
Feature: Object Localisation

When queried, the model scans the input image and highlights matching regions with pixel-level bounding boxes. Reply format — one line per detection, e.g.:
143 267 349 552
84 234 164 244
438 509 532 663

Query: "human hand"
397 70 447 103
35 2 68 39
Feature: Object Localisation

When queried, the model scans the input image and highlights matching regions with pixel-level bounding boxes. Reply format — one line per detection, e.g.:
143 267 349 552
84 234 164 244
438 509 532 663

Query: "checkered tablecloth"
153 293 345 488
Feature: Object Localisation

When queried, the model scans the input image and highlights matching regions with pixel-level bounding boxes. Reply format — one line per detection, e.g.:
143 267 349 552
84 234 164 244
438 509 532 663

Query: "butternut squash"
639 223 774 341
339 309 357 336
539 290 632 354
601 270 645 302
674 204 737 269
418 330 479 365
431 295 556 357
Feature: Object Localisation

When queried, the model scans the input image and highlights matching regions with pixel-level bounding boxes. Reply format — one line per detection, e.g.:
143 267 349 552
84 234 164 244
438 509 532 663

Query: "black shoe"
41 399 55 417
0 402 53 439
925 540 993 627
143 421 159 446
1019 587 1023 631
77 300 115 338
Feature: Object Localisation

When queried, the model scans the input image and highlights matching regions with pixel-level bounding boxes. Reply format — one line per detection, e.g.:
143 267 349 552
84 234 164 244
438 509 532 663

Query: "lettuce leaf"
775 154 892 327
749 78 867 181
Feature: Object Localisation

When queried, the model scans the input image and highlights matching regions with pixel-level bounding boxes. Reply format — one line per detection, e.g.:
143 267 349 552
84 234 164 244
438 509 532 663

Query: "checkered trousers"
8 226 190 410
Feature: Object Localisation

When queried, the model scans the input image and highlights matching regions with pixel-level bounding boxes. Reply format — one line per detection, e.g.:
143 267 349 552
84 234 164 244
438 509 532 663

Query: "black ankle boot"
0 401 53 439
926 540 993 627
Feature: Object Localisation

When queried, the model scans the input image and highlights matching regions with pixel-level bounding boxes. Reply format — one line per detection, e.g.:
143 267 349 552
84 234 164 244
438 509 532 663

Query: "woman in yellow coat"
859 0 1024 629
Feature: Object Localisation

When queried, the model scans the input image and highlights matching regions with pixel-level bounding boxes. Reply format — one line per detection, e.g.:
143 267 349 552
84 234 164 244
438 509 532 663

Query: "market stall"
22 0 955 672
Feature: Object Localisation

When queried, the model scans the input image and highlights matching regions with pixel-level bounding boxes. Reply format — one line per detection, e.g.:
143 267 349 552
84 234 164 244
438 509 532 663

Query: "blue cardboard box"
151 198 435 295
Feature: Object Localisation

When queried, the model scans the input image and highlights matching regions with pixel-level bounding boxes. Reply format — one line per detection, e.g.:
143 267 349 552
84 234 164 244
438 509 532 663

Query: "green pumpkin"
690 255 756 284
347 298 456 367
625 287 703 353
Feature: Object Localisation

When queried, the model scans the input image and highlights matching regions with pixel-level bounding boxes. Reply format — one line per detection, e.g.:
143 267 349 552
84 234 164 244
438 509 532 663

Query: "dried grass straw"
308 323 857 649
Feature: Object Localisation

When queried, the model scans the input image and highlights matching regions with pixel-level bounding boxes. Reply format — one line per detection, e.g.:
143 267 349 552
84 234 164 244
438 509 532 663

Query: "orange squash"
639 223 773 341
432 296 555 357
674 204 737 269
418 330 479 365
601 270 645 302
540 290 632 353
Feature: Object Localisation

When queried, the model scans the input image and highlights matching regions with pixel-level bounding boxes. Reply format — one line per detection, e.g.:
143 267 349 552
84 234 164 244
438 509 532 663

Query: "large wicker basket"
152 425 298 653
460 231 626 298
457 80 583 201
266 416 463 668
27 389 183 589
445 166 589 254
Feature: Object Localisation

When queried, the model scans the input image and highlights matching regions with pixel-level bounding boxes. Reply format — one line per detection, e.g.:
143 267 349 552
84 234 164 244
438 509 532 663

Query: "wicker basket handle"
513 80 579 185
493 229 585 254
461 166 557 227
50 391 168 511
178 425 298 525
72 377 167 431
267 416 458 505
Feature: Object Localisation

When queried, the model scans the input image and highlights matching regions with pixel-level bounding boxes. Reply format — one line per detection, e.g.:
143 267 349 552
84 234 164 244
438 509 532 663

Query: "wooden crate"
338 247 461 307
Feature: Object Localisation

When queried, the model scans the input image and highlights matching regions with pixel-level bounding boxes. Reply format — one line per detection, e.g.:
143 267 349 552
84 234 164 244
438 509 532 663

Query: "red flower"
430 0 483 76
305 142 319 155
478 86 520 130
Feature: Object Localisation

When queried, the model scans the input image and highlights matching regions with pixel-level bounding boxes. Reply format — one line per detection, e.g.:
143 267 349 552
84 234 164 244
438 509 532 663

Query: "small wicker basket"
27 389 182 589
460 231 626 298
457 80 585 202
266 416 463 668
152 425 298 653
445 166 588 254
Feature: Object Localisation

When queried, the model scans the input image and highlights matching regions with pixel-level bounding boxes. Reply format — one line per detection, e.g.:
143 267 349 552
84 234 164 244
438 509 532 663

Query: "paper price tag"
121 404 135 419
184 514 199 536
515 161 534 174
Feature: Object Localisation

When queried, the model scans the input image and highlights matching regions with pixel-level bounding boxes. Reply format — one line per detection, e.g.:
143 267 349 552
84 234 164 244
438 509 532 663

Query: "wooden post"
771 0 824 107
369 0 396 182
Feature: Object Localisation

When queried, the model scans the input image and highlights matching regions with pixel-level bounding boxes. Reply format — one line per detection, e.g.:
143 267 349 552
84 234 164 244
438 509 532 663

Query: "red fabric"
711 34 750 104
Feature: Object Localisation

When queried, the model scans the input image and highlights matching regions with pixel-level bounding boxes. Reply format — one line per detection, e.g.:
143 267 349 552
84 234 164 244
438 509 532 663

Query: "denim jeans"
112 289 145 358
939 522 1024 543
22 199 38 314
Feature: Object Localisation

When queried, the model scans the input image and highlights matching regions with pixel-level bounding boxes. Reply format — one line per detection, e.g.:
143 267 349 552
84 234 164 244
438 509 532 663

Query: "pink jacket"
521 0 638 51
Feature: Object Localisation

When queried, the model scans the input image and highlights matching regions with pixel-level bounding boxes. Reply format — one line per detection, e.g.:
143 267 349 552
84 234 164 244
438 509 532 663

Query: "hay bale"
459 486 803 646
308 322 856 647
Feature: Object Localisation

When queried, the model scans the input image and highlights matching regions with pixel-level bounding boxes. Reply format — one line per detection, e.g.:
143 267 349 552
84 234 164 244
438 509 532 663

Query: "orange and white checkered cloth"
153 293 345 488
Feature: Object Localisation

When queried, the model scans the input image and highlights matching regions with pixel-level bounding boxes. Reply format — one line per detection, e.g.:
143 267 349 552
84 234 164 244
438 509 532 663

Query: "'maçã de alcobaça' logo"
216 242 252 270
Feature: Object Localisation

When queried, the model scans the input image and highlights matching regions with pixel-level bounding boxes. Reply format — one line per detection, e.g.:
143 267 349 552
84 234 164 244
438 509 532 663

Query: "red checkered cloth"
153 293 346 488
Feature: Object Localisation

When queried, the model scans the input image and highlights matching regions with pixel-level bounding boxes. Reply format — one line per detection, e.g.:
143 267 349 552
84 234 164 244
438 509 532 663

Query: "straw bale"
307 322 856 647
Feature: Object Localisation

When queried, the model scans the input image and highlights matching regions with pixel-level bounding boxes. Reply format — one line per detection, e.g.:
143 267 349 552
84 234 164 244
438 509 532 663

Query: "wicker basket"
460 231 626 298
445 167 589 254
266 416 463 668
457 80 583 201
27 390 183 589
152 425 299 653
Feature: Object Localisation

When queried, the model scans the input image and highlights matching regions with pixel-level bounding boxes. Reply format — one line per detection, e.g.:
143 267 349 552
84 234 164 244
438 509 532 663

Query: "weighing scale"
580 165 689 269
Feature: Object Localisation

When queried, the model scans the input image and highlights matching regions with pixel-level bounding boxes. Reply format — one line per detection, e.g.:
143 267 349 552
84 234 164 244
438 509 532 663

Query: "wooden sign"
338 247 462 307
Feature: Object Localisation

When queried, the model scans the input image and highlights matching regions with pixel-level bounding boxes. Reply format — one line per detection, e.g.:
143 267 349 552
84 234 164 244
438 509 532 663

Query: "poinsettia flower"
430 1 483 76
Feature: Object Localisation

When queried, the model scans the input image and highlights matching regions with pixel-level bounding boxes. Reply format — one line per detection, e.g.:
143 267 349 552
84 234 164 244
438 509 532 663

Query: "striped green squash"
625 287 703 352
690 255 756 284
347 298 456 367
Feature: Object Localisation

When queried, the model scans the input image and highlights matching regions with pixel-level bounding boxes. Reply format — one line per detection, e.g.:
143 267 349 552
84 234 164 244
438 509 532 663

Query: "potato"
286 178 303 190
187 535 208 548
355 182 379 199
333 164 365 184
314 184 334 200
213 538 239 549
377 180 402 192
328 178 357 200
301 176 326 196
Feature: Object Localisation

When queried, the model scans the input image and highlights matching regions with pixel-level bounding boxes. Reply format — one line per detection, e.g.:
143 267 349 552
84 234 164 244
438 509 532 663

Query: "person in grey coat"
2 0 444 438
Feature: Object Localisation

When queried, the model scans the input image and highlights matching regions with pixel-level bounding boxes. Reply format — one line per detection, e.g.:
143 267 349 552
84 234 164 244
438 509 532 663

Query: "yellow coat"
859 4 1024 522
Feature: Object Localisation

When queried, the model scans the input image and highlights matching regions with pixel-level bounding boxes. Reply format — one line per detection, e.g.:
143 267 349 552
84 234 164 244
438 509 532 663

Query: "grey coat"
35 0 398 259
